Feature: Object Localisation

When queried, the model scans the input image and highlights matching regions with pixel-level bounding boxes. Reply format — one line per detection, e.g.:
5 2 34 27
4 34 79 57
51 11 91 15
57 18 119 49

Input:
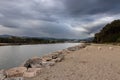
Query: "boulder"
0 69 6 80
23 68 42 78
41 56 52 62
5 67 27 78
62 49 71 54
51 54 58 59
67 46 77 51
24 57 42 68
23 51 65 69
41 52 63 61
52 54 64 62
43 53 59 59
41 61 55 68
4 77 23 80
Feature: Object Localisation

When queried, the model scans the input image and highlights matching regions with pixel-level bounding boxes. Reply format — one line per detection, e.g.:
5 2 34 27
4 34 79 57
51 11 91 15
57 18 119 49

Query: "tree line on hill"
0 36 74 44
93 20 120 43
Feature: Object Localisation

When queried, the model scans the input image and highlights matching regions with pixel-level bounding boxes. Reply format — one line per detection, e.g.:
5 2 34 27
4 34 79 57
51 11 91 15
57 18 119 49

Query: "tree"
94 20 120 43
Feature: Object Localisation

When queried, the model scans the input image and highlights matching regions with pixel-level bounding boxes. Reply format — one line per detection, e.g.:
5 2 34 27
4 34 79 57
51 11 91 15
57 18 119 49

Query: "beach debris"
98 47 101 50
0 69 6 80
109 47 113 50
5 67 27 78
23 68 42 78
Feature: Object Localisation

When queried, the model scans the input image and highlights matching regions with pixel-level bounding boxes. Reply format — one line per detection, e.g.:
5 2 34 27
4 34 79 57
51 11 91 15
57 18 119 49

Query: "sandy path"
25 44 120 80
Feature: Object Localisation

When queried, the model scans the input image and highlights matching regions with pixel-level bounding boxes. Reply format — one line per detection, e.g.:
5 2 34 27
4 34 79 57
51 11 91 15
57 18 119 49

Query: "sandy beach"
24 44 120 80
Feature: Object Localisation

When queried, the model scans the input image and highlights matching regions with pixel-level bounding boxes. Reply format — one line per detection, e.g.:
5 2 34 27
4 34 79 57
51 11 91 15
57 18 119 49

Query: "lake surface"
0 43 79 69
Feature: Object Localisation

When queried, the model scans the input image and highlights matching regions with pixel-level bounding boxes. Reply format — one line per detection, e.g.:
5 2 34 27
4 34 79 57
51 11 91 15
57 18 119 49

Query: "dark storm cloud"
0 0 120 39
62 0 120 16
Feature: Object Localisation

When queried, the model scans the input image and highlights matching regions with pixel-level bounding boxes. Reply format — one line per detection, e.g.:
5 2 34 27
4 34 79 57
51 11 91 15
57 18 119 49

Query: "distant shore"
0 42 76 46
0 43 21 46
0 43 34 46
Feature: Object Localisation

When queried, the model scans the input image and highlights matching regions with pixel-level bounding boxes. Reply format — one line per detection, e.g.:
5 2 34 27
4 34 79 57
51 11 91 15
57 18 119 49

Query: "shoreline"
0 42 79 46
25 43 120 80
1 43 119 80
0 43 86 80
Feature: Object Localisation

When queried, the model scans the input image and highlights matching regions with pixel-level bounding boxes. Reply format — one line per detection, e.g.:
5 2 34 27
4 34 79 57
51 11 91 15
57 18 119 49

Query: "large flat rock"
23 68 42 78
5 67 27 78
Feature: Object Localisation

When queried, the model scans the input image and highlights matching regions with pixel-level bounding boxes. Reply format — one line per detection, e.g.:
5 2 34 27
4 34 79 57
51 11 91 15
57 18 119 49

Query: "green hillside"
94 20 120 43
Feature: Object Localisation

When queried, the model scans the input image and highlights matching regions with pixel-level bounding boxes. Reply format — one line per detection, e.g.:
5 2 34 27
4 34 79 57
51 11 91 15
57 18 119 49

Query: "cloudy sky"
0 0 120 39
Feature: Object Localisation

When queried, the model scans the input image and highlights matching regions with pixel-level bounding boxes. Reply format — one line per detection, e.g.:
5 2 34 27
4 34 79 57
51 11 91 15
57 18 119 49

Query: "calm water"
0 43 79 69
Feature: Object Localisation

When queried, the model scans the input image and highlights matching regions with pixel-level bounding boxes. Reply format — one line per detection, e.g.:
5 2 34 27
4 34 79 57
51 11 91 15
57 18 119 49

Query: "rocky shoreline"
0 43 87 80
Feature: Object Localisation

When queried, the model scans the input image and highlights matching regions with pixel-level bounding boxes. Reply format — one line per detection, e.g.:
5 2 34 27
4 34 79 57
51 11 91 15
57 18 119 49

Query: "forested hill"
0 35 76 44
94 20 120 43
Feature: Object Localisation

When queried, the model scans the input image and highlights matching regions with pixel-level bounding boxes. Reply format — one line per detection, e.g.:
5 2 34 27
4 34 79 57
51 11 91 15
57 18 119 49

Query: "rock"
51 54 58 59
28 68 42 74
67 44 86 51
52 54 64 62
41 56 52 62
42 61 55 67
23 71 35 78
80 43 86 48
41 52 62 61
109 47 113 50
4 77 24 80
98 47 102 50
45 53 59 59
50 52 64 62
23 50 65 69
5 67 27 78
24 59 33 68
0 69 6 80
41 53 64 67
60 49 71 54
30 57 42 65
54 50 64 54
52 58 62 62
23 68 42 78
85 47 88 51
67 46 78 51
24 57 42 68
30 64 42 68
